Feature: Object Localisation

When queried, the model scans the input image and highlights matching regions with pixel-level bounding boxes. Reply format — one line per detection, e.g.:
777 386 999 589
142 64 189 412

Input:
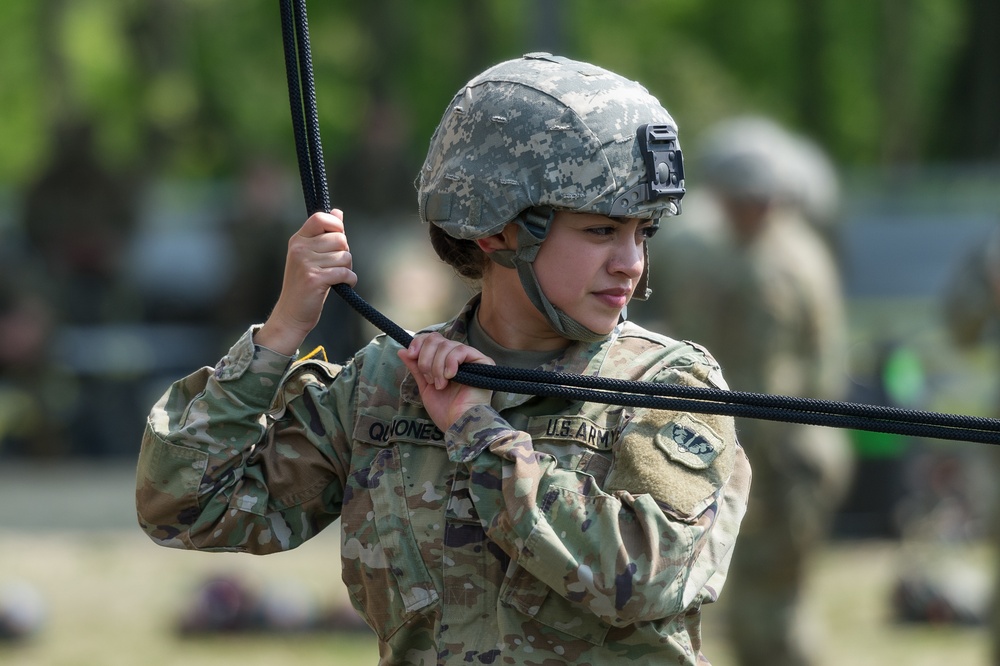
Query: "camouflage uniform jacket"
137 296 751 665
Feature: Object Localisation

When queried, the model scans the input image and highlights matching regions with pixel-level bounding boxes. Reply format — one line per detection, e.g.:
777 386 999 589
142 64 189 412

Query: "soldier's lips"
593 289 630 309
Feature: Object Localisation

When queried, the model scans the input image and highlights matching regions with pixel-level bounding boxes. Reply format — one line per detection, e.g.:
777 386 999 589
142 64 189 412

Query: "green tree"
0 0 991 198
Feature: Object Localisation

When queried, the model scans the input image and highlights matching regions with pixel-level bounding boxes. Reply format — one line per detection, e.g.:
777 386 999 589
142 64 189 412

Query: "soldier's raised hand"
256 210 357 355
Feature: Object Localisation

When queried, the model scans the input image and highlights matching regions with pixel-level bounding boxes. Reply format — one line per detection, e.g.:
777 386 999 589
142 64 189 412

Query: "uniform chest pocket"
347 415 442 640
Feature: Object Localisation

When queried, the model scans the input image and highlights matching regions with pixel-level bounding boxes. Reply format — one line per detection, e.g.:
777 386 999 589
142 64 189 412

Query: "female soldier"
136 53 751 665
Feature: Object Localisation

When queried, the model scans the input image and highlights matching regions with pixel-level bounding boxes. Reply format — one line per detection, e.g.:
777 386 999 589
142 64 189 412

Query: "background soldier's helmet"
697 116 797 203
697 115 841 230
417 52 684 341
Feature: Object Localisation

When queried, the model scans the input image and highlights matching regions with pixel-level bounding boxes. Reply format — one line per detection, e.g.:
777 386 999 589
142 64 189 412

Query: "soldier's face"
719 194 770 243
533 212 652 334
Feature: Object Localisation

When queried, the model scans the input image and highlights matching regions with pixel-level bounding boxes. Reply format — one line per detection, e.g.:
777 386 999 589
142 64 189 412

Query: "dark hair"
428 224 489 280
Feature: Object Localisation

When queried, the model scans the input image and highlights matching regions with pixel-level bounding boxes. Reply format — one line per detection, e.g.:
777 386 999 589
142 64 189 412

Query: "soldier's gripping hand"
398 333 495 431
256 210 357 356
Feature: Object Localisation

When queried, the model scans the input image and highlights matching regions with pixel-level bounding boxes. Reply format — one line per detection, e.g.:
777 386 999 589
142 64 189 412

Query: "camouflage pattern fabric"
941 230 1000 665
137 295 750 665
418 52 680 242
417 52 682 342
647 204 852 666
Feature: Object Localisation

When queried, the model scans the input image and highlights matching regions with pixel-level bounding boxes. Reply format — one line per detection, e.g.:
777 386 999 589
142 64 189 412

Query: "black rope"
278 0 1000 446
291 0 330 214
279 0 414 345
279 0 316 214
449 369 1000 445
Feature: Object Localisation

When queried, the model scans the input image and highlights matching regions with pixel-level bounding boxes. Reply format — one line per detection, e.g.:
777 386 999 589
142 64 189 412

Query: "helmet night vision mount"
610 123 686 218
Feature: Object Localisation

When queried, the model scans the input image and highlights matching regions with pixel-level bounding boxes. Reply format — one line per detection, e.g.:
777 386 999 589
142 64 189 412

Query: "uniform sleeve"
444 369 747 626
136 327 355 554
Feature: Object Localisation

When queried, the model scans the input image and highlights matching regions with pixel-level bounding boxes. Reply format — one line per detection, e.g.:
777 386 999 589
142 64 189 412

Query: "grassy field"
0 530 380 666
0 531 993 665
0 464 994 666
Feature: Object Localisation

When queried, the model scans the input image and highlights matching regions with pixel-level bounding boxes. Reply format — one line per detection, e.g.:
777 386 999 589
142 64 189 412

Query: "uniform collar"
401 293 620 411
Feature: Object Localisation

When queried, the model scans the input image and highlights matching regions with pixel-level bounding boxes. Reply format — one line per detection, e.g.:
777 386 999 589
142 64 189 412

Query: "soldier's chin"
587 315 621 336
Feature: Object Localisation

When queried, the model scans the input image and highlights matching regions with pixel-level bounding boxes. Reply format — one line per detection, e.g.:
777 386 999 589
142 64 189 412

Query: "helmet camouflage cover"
417 52 684 340
418 52 683 239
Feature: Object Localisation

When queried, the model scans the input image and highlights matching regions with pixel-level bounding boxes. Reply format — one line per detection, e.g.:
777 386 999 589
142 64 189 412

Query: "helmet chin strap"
489 210 612 343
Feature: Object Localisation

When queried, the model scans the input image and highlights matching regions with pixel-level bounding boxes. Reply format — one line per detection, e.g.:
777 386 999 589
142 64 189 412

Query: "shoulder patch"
656 414 722 470
604 408 736 519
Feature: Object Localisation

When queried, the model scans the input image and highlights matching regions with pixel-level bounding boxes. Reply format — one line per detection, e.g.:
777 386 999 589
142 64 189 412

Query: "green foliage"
0 0 979 189
0 2 47 183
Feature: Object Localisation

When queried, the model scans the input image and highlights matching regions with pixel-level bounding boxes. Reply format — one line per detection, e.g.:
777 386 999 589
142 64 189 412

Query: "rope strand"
279 0 317 214
291 0 330 213
279 0 1000 446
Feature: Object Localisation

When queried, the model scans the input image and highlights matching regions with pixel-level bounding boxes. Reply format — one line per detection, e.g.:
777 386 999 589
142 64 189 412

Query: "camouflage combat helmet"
418 52 685 341
697 116 798 203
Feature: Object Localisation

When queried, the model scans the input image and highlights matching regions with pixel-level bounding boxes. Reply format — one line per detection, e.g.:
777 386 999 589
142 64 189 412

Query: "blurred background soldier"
636 116 855 666
941 223 1000 664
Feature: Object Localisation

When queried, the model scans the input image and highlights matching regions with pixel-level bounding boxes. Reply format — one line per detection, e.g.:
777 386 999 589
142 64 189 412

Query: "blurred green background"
1 0 999 663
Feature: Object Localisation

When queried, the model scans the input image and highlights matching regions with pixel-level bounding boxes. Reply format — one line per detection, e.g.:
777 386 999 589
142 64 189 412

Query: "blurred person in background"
638 117 853 666
941 223 1000 663
22 121 142 328
0 267 63 457
19 119 144 458
136 53 752 664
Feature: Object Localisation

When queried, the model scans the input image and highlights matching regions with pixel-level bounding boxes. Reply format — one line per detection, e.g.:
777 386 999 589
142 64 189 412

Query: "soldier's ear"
475 229 514 254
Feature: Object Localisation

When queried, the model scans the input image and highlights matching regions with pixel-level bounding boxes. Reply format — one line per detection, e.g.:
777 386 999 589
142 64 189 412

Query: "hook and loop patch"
654 414 723 470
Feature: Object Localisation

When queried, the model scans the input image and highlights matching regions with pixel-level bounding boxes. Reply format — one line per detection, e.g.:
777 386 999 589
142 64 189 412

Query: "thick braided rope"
279 0 316 213
450 368 1000 445
460 364 998 431
291 0 330 214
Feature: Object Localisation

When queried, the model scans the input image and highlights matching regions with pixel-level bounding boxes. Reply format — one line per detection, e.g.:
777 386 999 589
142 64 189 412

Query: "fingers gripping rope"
279 0 1000 445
